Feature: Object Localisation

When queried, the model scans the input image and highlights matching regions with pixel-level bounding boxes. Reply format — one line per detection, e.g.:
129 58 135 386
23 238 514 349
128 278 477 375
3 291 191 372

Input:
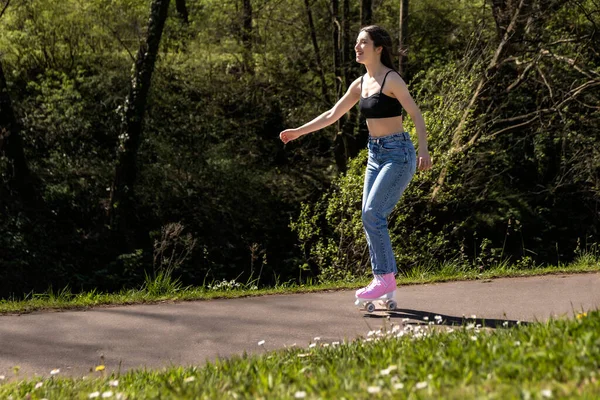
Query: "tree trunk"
331 0 342 98
339 0 361 168
342 0 352 75
491 0 521 41
0 60 39 207
360 0 372 26
490 0 568 56
331 0 346 172
175 0 188 24
398 0 408 76
304 0 330 105
431 0 572 200
431 0 526 201
241 0 254 75
357 0 372 159
108 0 170 233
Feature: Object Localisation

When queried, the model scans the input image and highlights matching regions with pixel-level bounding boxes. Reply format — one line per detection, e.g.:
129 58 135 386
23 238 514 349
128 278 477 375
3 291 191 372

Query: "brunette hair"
360 25 397 71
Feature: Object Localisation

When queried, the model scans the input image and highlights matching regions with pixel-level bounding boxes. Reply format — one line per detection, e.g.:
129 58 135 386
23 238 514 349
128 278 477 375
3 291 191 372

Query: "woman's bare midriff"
365 116 404 137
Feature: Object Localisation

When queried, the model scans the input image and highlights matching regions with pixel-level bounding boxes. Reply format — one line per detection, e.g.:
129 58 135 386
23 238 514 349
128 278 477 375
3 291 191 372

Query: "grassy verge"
1 310 599 399
1 254 598 315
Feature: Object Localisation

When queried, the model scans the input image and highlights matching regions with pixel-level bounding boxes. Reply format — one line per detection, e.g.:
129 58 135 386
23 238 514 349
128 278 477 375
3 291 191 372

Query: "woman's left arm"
389 73 432 171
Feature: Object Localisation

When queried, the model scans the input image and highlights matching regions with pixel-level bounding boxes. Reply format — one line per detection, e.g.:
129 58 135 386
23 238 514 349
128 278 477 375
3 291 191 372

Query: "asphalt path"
1 273 599 379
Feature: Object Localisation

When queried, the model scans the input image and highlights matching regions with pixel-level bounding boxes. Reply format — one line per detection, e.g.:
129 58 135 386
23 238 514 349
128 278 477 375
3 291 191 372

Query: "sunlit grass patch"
1 311 599 399
0 257 598 315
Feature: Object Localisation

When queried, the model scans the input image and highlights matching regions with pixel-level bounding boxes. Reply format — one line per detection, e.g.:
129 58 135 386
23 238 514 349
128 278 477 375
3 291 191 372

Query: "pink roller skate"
355 273 397 313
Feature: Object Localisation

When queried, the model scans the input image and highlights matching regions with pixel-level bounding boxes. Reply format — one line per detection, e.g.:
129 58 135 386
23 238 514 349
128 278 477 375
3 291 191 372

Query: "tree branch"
0 0 10 20
489 80 600 137
506 55 540 92
548 36 591 46
486 115 539 140
434 75 599 202
449 0 526 149
431 0 526 201
536 65 554 100
540 49 600 79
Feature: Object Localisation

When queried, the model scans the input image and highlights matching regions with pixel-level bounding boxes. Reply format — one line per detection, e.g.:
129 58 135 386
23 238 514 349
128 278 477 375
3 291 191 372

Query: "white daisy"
415 381 428 389
367 386 381 394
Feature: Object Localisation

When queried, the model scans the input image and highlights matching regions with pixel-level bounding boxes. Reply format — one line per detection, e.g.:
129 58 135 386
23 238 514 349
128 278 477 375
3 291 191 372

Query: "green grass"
1 254 598 315
1 310 599 399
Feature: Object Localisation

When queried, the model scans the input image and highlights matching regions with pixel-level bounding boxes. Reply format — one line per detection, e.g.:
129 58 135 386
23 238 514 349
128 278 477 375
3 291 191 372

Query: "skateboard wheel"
386 300 397 311
365 302 376 313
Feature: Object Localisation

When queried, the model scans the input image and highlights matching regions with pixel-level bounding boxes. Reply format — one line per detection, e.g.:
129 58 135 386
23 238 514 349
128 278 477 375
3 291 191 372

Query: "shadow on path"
364 308 531 328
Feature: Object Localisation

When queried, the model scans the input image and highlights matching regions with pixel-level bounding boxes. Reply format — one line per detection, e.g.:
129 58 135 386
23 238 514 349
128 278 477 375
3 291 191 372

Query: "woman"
280 25 432 303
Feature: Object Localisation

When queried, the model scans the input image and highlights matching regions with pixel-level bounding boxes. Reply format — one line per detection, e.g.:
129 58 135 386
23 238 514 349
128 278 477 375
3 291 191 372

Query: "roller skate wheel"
365 302 376 313
386 300 397 311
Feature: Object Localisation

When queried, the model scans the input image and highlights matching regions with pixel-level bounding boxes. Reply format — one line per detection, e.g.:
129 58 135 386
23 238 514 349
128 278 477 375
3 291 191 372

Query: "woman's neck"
364 61 387 78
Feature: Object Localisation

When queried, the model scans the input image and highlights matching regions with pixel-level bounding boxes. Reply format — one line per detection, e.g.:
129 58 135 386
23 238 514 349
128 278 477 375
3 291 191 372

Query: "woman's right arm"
280 78 361 144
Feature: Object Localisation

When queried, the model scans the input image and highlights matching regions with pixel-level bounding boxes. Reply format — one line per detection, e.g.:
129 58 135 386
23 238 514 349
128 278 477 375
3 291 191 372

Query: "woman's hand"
279 129 303 144
418 148 432 171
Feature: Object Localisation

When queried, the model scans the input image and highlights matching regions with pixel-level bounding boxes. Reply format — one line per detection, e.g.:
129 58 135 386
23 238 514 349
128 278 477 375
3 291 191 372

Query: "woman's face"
355 31 380 64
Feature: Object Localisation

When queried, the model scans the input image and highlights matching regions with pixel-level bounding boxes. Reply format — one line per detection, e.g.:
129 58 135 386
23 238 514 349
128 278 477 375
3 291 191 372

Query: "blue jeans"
362 132 416 275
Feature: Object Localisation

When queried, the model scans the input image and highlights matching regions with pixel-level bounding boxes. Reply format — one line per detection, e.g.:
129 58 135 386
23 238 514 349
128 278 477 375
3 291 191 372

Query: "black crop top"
358 70 403 119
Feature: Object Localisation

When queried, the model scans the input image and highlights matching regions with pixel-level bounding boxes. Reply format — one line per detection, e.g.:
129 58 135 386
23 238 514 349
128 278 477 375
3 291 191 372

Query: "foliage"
0 0 599 297
291 0 600 277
